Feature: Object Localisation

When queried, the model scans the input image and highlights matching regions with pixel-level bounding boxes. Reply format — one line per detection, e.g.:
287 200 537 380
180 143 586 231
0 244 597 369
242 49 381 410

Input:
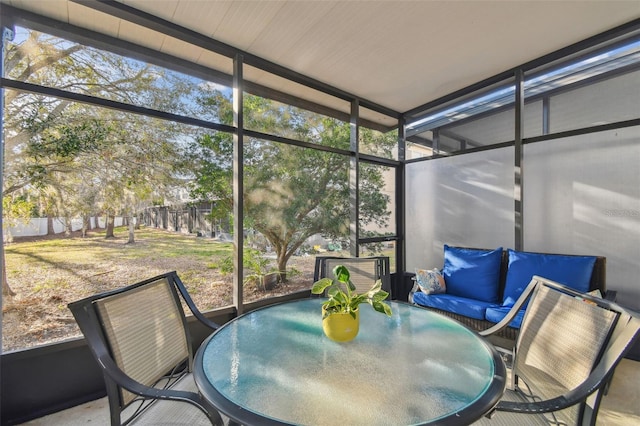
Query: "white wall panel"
523 126 640 310
405 147 514 271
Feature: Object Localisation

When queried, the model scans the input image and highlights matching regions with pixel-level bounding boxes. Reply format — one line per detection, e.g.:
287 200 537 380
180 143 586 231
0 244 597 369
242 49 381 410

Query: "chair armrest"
172 272 220 330
478 280 537 338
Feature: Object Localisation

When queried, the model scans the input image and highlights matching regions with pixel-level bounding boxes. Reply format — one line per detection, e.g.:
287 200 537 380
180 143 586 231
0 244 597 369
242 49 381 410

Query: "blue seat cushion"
485 306 526 329
413 293 498 320
502 249 597 307
442 245 503 303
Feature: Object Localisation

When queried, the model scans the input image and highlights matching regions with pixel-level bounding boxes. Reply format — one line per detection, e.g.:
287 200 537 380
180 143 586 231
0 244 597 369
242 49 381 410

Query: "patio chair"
68 271 230 426
474 275 640 426
313 255 392 296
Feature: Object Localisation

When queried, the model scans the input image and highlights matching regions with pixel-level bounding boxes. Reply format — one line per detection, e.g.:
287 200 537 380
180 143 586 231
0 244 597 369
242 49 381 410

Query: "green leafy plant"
311 264 392 319
219 247 285 290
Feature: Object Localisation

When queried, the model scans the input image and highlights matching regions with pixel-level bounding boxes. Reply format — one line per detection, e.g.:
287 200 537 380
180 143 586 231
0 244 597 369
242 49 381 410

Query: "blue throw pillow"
502 249 596 307
442 245 503 303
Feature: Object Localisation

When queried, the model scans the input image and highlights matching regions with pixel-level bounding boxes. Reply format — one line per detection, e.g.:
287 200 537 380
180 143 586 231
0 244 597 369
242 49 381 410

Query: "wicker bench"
407 247 610 346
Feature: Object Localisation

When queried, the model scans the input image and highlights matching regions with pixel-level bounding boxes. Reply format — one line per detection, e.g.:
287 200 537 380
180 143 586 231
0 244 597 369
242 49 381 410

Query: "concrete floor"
21 358 640 425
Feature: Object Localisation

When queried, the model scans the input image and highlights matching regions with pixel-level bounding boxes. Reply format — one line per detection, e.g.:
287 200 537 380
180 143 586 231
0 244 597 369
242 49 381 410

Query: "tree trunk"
127 216 135 244
64 217 72 236
81 215 89 237
47 216 55 235
105 214 115 238
277 252 289 283
0 220 15 297
2 252 16 297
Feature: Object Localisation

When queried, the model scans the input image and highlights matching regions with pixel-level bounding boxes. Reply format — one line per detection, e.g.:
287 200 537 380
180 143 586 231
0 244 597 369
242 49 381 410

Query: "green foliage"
219 246 281 275
26 118 111 159
188 91 396 276
311 264 392 319
3 27 396 283
3 28 193 236
3 195 37 224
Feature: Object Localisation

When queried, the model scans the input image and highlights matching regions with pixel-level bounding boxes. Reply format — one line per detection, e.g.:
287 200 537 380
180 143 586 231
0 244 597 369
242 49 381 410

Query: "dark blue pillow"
485 306 526 329
502 249 596 307
442 245 503 303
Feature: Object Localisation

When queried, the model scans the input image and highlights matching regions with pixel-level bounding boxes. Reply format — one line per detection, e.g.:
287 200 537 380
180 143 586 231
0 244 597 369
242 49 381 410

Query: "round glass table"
194 299 506 425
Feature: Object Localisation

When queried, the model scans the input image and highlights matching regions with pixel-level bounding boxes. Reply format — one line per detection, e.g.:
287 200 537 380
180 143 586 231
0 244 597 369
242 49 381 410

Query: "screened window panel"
438 133 464 153
523 126 640 310
549 70 640 133
242 138 350 302
359 127 398 160
359 241 397 274
405 147 514 272
358 163 396 238
406 137 434 159
444 108 514 148
442 100 543 147
5 26 231 122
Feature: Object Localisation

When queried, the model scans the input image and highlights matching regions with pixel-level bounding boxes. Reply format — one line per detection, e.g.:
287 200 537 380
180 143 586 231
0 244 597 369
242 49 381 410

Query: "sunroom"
1 1 639 425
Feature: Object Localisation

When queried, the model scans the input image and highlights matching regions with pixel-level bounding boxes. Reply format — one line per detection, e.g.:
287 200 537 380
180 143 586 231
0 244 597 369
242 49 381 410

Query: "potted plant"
311 264 392 342
243 248 280 290
220 248 282 290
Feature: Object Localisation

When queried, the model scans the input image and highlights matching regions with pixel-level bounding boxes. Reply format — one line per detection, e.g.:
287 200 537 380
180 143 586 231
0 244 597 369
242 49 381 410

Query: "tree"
3 28 195 210
188 91 394 278
2 27 195 295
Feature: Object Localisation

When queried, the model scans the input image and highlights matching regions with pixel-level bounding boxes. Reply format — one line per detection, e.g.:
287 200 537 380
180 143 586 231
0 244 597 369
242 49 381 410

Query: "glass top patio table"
194 298 506 426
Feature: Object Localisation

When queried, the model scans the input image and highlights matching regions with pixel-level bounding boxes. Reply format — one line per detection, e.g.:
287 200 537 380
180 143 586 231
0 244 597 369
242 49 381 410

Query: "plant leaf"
349 294 367 310
333 265 350 283
332 290 349 305
368 280 382 295
371 290 390 302
311 278 334 295
371 300 393 317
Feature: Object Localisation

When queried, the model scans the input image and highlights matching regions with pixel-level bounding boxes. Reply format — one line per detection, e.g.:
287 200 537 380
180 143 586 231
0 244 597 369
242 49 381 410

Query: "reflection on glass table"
194 299 506 426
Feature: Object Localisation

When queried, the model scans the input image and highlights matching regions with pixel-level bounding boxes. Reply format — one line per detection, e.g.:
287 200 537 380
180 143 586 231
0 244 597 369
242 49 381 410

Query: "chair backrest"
68 271 200 423
95 275 191 405
512 276 621 425
314 256 391 296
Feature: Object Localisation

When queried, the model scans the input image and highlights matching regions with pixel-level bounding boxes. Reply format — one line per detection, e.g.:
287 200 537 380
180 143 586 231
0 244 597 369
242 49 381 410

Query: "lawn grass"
2 226 313 352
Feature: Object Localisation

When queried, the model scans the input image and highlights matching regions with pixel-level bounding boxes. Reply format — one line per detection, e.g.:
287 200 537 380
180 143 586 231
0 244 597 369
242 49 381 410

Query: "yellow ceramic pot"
322 308 359 342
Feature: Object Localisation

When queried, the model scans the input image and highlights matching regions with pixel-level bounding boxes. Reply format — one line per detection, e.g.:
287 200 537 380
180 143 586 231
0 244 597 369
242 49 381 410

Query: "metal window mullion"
542 96 550 135
350 100 359 257
397 116 406 278
233 54 244 313
515 70 525 251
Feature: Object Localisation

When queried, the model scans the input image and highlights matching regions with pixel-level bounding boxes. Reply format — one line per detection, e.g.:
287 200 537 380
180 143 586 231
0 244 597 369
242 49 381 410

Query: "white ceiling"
2 0 640 128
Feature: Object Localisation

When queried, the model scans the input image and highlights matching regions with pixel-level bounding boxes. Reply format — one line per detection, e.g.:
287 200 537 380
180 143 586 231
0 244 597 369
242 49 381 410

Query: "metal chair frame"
478 275 640 425
313 255 392 296
68 271 225 426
